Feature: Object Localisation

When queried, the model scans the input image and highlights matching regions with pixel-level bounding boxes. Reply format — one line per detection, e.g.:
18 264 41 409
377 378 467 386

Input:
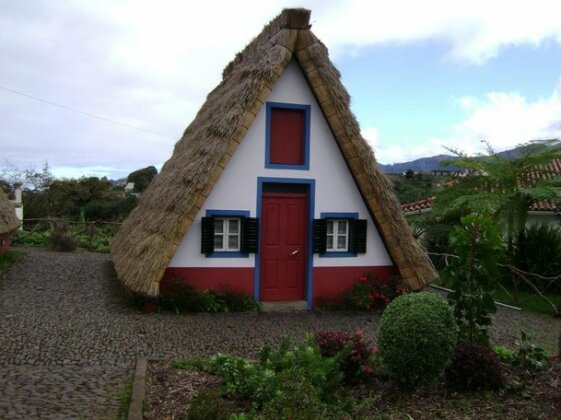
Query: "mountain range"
378 141 561 174
378 154 459 174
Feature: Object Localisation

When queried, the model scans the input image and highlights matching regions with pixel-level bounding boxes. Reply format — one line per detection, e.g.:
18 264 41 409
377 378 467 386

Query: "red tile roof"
402 159 561 214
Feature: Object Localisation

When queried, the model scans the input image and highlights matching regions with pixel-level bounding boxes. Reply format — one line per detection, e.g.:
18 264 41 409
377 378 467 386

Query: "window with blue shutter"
313 213 367 257
201 210 258 257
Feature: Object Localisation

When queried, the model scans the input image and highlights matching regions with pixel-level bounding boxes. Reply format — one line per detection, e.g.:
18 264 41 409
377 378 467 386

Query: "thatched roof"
111 8 437 296
0 190 20 238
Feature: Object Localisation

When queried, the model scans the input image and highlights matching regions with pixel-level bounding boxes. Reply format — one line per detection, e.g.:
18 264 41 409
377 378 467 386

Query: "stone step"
260 301 308 312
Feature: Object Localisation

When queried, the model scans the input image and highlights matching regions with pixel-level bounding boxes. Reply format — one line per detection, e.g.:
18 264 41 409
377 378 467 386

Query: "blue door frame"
255 177 315 309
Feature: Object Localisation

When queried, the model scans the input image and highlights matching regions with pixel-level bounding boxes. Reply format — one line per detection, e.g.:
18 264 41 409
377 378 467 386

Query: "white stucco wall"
527 212 560 229
169 61 392 268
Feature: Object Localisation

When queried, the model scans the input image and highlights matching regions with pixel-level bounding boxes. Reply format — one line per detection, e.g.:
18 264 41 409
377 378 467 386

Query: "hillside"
378 154 457 174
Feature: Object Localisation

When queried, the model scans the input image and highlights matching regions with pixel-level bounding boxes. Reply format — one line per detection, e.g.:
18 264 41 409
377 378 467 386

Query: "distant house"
124 182 135 193
7 184 23 227
431 169 469 177
111 9 436 309
0 190 20 251
402 158 561 228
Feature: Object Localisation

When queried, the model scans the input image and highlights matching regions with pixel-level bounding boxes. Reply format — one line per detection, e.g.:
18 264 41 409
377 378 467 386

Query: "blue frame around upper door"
255 177 315 310
264 102 311 170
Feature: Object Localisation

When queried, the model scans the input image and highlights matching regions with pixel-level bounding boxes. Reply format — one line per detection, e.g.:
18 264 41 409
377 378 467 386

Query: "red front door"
260 192 308 301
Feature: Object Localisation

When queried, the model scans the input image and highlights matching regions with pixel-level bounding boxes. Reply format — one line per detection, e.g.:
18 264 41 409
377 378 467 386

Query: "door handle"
289 246 302 256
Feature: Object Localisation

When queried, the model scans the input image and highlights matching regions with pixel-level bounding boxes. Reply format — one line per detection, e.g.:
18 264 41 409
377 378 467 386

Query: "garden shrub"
212 290 261 312
493 333 549 371
314 329 377 383
51 222 77 252
187 388 228 420
377 292 457 388
515 331 549 371
445 341 504 391
512 223 561 292
0 250 23 271
13 230 51 247
201 336 343 410
158 278 259 313
345 273 408 311
158 279 201 313
446 214 503 345
494 345 518 364
260 367 341 420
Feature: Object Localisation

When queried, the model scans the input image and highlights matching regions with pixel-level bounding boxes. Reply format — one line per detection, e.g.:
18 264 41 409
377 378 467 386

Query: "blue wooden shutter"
349 219 367 253
201 216 214 254
241 217 259 253
312 219 327 253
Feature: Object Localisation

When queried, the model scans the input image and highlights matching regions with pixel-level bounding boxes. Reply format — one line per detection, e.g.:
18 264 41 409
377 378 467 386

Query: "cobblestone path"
1 247 559 419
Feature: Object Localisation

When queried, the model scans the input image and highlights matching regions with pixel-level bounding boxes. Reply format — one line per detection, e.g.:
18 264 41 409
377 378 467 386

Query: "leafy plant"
158 278 260 313
200 336 344 410
446 214 503 345
434 140 561 253
0 250 23 271
345 273 408 311
260 368 342 420
377 292 457 389
51 221 77 252
516 331 549 371
314 329 377 383
445 341 504 391
13 230 51 246
494 345 518 364
210 290 261 313
187 388 229 420
511 223 561 292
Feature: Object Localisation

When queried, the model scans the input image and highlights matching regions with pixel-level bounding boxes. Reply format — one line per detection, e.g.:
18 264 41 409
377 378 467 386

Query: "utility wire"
0 85 173 140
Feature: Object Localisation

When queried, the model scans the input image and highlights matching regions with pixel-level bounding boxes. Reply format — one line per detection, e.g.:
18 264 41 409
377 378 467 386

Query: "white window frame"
326 219 349 252
213 217 241 252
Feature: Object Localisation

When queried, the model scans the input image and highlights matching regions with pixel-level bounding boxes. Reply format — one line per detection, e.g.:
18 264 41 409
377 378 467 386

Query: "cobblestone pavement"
1 247 560 419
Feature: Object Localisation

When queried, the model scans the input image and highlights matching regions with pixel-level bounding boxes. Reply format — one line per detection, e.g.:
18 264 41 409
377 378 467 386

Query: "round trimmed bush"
377 292 457 388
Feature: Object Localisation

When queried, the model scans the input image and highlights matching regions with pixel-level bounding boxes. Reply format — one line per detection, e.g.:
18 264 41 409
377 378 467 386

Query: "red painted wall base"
162 267 254 295
313 266 397 307
162 265 397 308
0 239 12 252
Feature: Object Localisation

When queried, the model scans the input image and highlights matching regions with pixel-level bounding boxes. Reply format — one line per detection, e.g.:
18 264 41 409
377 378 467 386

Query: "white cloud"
315 0 561 63
3 1 561 177
453 87 561 150
372 79 561 163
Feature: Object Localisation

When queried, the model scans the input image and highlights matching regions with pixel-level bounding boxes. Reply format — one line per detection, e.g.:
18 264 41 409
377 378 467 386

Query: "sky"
2 0 561 180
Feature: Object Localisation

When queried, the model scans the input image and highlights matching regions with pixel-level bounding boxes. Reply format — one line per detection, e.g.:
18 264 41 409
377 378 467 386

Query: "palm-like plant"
433 140 561 252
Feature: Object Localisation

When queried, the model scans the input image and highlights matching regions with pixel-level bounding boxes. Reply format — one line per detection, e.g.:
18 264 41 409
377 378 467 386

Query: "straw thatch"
0 190 20 239
111 8 437 296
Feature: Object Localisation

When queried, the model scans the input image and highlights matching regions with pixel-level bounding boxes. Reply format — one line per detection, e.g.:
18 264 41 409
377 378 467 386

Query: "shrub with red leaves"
445 341 505 391
314 329 377 383
345 273 408 311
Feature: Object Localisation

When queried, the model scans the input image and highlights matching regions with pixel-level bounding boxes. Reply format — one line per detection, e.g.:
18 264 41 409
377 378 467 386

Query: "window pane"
338 220 347 234
228 218 239 234
326 220 333 234
337 236 347 250
326 235 333 250
214 235 223 250
228 234 239 250
214 219 224 234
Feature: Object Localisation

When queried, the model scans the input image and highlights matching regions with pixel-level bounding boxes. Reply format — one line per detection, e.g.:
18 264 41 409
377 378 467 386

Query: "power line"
0 85 173 140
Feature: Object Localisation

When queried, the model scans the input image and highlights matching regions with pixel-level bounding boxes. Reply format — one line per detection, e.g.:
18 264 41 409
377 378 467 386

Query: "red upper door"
269 108 305 165
260 192 308 301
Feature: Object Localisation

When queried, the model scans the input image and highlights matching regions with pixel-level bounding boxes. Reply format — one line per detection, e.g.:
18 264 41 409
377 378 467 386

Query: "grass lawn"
493 287 561 316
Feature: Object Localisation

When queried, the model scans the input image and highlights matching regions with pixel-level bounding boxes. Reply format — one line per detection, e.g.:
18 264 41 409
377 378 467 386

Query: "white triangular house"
111 9 436 309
